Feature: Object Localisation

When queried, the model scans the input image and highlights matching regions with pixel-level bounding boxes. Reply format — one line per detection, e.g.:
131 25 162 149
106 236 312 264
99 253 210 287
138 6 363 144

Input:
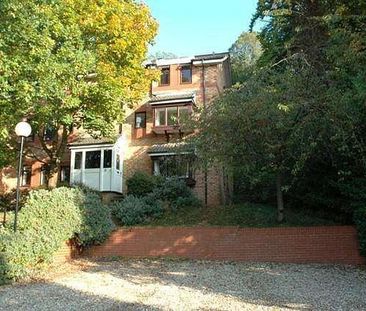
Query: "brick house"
1 52 232 206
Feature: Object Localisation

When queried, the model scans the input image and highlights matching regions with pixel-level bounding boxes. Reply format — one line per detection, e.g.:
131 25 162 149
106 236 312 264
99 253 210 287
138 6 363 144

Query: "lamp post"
14 119 32 232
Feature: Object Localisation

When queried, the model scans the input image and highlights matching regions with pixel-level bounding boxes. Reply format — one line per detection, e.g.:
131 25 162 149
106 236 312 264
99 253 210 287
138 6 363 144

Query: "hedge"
0 186 114 284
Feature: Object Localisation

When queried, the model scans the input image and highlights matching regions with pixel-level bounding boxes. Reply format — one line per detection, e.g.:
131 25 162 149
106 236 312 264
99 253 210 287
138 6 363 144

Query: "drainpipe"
201 59 208 207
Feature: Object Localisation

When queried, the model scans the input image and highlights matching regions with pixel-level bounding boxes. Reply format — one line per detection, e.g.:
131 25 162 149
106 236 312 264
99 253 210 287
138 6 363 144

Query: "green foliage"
354 206 366 256
111 195 164 226
126 171 162 197
153 177 192 202
229 32 262 84
0 0 158 178
172 196 201 211
0 188 30 213
0 186 114 284
152 177 201 210
76 187 115 247
194 0 366 224
147 203 338 228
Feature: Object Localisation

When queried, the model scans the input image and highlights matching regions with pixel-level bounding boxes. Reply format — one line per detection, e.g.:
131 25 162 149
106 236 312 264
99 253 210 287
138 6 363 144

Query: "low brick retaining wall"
53 240 80 264
82 226 365 265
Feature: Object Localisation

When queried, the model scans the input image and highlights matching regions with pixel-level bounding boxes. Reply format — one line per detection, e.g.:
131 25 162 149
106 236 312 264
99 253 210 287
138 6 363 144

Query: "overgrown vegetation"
0 186 114 284
113 173 201 226
147 203 338 228
193 0 366 245
127 171 162 197
110 195 164 226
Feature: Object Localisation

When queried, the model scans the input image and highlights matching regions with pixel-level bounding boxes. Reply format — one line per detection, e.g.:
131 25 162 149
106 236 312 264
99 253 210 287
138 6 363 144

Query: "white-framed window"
40 165 49 186
154 106 191 127
135 112 146 129
21 166 32 186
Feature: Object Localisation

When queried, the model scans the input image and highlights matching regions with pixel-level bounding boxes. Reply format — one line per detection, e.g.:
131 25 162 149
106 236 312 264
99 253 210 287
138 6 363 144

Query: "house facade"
0 52 232 206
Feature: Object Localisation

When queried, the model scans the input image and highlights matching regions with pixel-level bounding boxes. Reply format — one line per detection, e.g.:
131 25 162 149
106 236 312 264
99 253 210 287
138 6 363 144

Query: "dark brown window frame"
180 65 192 84
135 111 147 129
160 66 170 86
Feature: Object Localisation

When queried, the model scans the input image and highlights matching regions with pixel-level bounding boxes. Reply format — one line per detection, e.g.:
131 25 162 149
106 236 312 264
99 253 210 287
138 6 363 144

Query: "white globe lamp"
15 121 32 137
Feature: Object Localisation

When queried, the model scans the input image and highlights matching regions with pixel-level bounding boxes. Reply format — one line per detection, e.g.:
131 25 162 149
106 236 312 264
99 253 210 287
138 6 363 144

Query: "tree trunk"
47 162 60 189
276 173 284 222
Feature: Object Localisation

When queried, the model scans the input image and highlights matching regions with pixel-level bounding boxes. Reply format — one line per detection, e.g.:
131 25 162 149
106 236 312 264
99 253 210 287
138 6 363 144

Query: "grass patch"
145 203 340 227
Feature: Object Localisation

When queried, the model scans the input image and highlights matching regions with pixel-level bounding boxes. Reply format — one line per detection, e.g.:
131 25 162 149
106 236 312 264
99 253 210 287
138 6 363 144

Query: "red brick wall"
53 240 80 264
83 226 365 265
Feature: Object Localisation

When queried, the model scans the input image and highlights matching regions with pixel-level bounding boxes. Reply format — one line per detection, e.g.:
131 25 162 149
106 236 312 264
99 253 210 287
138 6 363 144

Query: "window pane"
160 67 170 85
167 107 178 126
22 166 32 186
74 152 82 169
116 153 121 171
85 151 101 169
103 150 112 168
40 165 49 186
155 155 191 178
155 108 166 126
60 166 70 183
135 112 146 128
181 66 192 83
179 106 190 123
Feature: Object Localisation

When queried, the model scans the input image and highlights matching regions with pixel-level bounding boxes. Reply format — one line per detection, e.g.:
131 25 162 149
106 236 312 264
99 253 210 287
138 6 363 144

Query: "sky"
144 0 259 57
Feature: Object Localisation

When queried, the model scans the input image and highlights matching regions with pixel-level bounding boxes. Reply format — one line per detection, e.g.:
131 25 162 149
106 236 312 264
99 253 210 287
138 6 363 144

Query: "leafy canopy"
0 0 157 168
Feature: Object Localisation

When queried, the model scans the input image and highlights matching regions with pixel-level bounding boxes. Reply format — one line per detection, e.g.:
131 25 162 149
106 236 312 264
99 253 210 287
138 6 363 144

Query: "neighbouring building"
0 52 232 206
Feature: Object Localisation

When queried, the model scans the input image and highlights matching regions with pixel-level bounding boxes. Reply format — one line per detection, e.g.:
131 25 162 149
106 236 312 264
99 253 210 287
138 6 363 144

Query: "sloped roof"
68 136 113 146
149 92 195 104
193 52 229 61
148 142 194 155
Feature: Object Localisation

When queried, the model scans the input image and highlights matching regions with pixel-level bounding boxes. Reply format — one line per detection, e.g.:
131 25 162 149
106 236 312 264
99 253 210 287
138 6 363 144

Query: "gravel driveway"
1 259 365 311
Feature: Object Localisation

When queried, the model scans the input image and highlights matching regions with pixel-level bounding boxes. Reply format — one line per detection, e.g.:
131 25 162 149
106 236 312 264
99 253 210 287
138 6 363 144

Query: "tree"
149 51 177 60
195 55 328 221
249 0 366 216
229 32 262 84
0 0 158 187
195 0 366 222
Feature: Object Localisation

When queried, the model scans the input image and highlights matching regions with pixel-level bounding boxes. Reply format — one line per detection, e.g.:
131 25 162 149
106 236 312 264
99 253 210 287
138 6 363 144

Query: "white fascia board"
68 144 114 150
150 98 194 106
192 56 228 66
147 57 194 67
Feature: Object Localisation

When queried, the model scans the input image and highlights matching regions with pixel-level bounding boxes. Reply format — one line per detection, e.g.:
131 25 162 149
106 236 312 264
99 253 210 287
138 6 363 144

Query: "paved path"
1 259 366 310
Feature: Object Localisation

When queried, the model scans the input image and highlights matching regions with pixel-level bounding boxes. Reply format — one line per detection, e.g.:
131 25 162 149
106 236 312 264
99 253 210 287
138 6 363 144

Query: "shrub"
152 177 201 210
354 206 366 256
111 195 164 226
0 188 82 283
0 188 30 214
126 171 161 197
0 186 114 284
76 187 115 247
172 195 202 210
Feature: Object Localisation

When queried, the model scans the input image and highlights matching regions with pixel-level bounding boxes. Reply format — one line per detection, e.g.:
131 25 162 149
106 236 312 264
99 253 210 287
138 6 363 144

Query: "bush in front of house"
76 187 116 247
126 171 161 197
152 177 201 210
110 195 164 226
0 186 114 284
354 206 366 256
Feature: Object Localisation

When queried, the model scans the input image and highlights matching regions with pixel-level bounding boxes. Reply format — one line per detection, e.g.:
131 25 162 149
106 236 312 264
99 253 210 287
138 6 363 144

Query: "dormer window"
160 66 170 85
181 65 192 84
